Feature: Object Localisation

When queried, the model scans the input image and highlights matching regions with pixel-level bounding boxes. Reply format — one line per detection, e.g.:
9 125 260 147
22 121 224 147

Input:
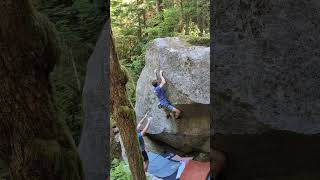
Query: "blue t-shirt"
154 86 169 105
137 132 145 151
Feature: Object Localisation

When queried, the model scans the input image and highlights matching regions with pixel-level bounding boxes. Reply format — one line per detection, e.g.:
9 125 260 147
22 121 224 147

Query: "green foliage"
111 0 210 106
37 0 106 145
38 0 106 44
0 159 9 180
25 138 83 179
179 35 210 46
111 159 133 180
145 7 179 39
49 37 86 145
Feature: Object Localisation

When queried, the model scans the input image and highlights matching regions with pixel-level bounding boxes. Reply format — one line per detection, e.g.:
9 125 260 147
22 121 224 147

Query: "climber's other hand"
154 69 157 73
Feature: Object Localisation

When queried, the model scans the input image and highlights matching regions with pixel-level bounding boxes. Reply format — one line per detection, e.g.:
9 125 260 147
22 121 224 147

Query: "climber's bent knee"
166 104 174 112
172 106 180 113
160 103 174 112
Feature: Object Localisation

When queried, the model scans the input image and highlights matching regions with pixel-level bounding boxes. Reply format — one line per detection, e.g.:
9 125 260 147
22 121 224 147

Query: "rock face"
78 23 109 180
214 0 320 134
213 0 320 179
135 37 210 153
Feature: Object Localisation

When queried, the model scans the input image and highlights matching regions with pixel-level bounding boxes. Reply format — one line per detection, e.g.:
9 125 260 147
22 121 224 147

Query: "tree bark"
178 0 184 33
156 0 163 13
109 27 147 180
198 17 204 36
142 0 147 29
137 0 143 39
0 1 84 180
197 3 204 36
185 16 190 35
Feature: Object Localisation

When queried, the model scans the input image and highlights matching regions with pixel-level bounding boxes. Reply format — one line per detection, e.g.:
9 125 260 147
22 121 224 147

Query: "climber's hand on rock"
144 111 149 117
154 69 157 74
160 70 164 75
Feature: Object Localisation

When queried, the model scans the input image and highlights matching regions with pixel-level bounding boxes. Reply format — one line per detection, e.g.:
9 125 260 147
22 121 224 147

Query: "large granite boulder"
213 0 320 179
135 37 210 153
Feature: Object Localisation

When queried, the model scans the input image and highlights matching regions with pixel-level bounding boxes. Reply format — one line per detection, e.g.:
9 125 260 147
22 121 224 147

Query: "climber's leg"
144 160 149 172
164 108 172 119
172 106 181 119
142 150 149 171
165 104 181 119
159 103 171 118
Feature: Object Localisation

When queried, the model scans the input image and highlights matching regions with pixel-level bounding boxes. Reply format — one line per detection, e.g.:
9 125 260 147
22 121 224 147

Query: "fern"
37 0 106 145
111 159 133 180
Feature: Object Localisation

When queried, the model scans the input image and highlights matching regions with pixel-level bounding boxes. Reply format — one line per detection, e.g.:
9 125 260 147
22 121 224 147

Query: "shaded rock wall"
213 0 320 178
78 23 109 180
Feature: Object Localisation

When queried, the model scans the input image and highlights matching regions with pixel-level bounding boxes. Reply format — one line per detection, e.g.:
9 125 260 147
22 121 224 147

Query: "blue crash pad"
163 170 178 180
147 152 181 178
175 161 186 179
161 152 175 159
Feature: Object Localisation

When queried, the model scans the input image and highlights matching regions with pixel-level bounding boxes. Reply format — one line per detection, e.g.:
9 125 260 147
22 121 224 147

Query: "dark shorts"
141 150 149 162
158 103 174 112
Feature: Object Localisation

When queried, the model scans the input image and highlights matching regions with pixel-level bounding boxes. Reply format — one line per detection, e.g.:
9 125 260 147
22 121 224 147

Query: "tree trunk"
0 1 84 180
137 0 143 39
198 17 204 36
156 0 163 13
185 17 190 35
197 3 204 36
178 0 184 33
109 27 147 180
142 0 147 29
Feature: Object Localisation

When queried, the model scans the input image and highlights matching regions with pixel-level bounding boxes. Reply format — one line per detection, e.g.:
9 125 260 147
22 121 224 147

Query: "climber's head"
151 80 158 87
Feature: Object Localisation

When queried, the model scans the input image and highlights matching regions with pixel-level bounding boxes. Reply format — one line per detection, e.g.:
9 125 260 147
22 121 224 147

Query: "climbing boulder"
213 0 320 179
135 37 210 153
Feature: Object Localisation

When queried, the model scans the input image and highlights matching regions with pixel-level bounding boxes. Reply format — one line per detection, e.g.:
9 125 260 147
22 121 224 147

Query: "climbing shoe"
175 111 182 120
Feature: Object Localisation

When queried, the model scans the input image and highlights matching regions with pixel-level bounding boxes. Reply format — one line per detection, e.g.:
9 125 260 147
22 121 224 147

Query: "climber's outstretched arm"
141 117 152 136
137 111 148 130
159 70 166 88
154 69 158 81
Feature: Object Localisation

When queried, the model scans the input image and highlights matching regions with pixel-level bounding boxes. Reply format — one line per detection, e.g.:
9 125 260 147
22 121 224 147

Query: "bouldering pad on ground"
171 155 193 162
161 152 175 159
180 160 210 180
147 152 181 178
175 161 186 179
163 170 178 180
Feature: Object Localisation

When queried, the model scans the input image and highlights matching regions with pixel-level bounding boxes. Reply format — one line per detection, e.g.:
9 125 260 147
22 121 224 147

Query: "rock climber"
152 69 181 119
136 112 152 172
